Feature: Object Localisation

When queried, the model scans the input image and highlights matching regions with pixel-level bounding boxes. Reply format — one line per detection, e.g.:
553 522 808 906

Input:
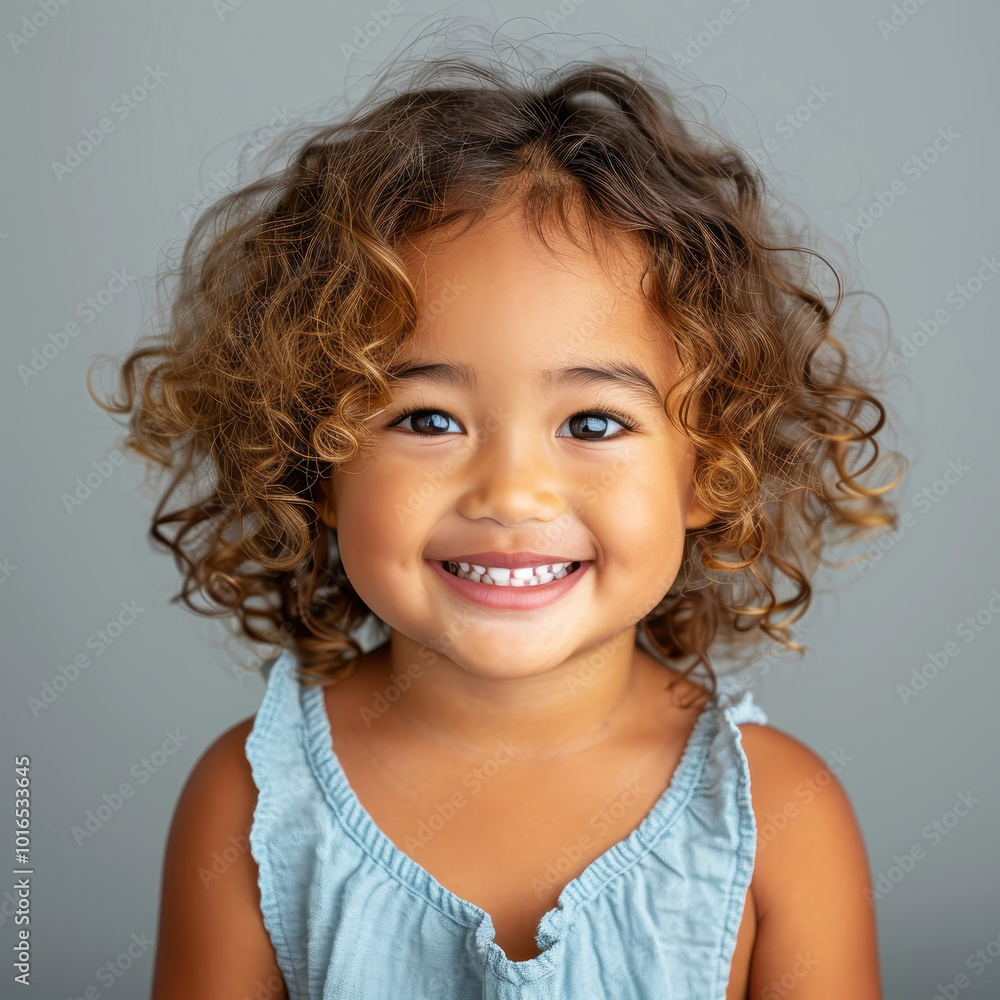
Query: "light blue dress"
245 647 768 999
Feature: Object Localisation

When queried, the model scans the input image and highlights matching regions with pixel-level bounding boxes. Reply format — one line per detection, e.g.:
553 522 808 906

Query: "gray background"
2 1 998 997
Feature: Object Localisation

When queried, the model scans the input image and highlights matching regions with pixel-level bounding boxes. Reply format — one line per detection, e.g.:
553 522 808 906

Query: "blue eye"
385 408 637 440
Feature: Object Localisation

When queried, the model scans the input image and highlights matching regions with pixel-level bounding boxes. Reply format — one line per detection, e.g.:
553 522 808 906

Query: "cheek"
331 457 433 577
616 492 686 557
603 453 687 526
331 463 442 635
332 467 400 561
595 464 689 575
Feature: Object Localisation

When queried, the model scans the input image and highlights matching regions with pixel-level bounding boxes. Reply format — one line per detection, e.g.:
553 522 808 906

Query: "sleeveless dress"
245 647 769 999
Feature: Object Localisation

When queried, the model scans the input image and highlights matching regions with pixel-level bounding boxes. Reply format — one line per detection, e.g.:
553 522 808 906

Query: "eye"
386 408 462 436
556 410 637 441
384 406 639 440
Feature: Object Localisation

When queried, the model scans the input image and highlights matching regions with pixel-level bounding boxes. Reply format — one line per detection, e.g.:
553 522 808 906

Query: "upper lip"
432 551 586 569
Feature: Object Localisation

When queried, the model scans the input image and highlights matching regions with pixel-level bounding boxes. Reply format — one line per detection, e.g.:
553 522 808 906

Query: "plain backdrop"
2 1 998 997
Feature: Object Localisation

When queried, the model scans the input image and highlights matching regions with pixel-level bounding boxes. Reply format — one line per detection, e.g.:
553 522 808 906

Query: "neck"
364 626 657 761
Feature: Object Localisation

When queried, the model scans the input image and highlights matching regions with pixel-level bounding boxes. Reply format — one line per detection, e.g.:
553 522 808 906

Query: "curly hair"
89 37 906 697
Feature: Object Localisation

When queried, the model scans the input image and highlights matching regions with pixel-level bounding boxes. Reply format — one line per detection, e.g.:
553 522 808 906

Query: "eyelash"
384 404 639 440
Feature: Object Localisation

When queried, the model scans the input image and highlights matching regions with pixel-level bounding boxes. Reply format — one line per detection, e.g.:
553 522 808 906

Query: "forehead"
395 204 675 378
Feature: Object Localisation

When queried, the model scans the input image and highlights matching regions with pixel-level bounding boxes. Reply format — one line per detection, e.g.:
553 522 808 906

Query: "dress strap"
713 675 769 725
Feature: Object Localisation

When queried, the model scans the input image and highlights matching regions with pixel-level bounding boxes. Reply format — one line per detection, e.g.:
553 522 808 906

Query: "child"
95 30 902 1000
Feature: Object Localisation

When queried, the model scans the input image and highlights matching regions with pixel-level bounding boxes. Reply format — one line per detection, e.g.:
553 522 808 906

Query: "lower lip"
426 559 591 610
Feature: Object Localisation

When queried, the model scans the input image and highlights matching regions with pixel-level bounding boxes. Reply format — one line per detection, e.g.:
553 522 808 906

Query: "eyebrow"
386 359 666 408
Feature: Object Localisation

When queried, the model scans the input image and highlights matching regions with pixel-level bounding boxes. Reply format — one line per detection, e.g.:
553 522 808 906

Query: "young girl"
94 32 902 1000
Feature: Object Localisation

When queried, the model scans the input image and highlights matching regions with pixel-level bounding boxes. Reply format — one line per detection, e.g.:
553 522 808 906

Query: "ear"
316 476 337 530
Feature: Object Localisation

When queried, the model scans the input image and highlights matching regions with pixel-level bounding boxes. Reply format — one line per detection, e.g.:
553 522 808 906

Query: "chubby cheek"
594 471 689 615
330 462 432 626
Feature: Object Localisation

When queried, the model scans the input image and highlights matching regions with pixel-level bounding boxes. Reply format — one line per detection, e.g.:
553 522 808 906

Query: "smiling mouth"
441 560 583 587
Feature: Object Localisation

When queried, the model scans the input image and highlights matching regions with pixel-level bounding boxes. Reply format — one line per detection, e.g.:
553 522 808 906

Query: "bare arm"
739 723 883 1000
150 717 288 1000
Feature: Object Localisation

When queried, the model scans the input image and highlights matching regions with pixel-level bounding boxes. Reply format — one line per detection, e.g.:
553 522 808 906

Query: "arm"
150 717 288 1000
739 723 883 1000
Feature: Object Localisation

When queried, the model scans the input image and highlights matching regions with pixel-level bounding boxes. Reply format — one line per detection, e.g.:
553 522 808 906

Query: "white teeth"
443 560 579 586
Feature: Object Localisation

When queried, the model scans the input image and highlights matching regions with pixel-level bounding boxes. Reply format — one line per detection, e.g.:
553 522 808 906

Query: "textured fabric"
245 648 769 999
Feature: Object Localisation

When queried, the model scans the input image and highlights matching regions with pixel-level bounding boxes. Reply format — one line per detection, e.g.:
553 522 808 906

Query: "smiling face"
317 199 714 681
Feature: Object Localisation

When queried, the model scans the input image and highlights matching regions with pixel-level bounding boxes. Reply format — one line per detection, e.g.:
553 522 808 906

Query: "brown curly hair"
88 37 906 697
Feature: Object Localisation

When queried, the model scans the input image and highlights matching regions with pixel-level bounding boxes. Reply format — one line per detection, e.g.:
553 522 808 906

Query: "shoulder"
181 716 259 805
151 715 287 999
156 716 259 877
734 722 884 997
161 716 262 854
735 722 865 915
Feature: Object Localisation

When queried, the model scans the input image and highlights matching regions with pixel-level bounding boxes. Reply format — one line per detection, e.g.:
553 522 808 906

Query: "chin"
443 644 560 680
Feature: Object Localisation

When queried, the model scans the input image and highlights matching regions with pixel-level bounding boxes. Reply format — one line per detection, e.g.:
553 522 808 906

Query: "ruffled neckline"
286 649 732 986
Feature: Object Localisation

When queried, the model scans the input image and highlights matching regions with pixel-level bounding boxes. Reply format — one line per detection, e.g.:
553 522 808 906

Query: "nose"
453 424 567 526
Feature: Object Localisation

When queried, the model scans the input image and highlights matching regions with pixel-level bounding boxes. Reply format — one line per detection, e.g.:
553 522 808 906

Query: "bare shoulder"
151 716 288 1000
735 722 884 999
